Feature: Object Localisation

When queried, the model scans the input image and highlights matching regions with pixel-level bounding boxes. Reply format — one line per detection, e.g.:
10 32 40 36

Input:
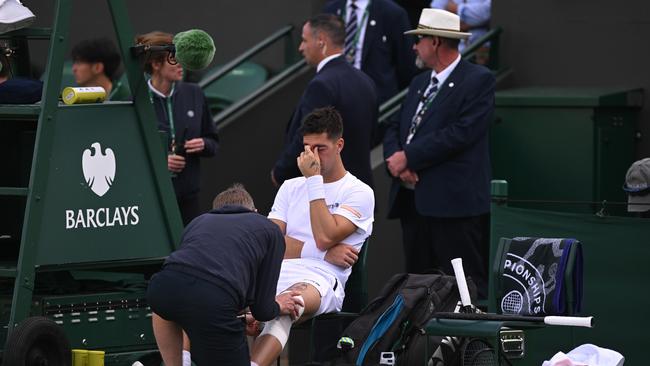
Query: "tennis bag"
334 273 475 365
496 237 583 316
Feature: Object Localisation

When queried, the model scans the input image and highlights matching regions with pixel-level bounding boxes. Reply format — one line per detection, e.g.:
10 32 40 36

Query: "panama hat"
404 8 471 40
0 0 35 34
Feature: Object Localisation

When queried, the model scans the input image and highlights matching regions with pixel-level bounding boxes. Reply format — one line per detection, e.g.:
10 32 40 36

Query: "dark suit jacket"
383 59 495 218
324 0 417 104
273 56 378 187
151 82 219 198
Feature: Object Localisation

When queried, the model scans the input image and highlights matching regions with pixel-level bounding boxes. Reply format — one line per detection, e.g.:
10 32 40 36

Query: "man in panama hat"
383 8 495 298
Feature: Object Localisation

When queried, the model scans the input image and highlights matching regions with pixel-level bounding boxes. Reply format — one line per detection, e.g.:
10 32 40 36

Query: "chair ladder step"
0 27 52 40
0 265 17 278
0 187 28 196
0 105 41 119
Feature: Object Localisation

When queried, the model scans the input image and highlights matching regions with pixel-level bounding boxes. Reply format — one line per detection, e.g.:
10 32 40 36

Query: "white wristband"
306 175 325 202
300 238 326 260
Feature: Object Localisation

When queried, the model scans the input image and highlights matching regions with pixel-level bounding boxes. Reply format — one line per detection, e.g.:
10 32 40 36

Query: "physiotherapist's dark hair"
307 14 345 48
71 38 121 79
300 106 343 141
212 183 255 211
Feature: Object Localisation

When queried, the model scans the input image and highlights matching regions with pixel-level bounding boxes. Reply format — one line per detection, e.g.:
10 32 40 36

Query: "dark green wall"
492 0 650 158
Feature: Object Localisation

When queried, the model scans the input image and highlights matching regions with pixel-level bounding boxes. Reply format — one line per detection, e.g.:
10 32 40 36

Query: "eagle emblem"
82 142 116 197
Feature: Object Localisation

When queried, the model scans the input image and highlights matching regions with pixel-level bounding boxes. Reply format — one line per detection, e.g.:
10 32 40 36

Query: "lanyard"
417 84 438 116
165 96 175 146
342 1 371 50
406 79 439 144
148 81 176 151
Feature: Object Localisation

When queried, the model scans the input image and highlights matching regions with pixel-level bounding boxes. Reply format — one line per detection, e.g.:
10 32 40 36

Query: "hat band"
623 184 650 196
416 24 462 33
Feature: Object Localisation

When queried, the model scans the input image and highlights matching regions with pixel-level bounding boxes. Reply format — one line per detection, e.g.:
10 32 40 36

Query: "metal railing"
195 24 309 125
213 59 307 129
199 25 296 89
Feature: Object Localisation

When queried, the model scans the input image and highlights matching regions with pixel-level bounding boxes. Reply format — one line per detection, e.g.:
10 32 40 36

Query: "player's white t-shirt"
268 172 374 312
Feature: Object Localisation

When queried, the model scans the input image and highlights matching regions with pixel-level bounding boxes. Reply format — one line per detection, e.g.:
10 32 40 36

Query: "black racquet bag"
333 273 476 365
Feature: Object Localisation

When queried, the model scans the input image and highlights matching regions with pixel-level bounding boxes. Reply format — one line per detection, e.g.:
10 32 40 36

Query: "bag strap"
356 295 405 365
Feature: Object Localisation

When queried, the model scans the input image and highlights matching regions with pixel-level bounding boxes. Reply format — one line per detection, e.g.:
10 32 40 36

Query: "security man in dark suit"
323 0 418 104
272 14 378 188
383 8 495 298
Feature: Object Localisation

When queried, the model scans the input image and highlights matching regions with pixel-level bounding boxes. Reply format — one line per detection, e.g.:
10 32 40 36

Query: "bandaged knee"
258 295 304 348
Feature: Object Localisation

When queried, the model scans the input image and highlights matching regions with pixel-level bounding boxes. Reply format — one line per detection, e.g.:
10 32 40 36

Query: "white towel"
542 344 624 366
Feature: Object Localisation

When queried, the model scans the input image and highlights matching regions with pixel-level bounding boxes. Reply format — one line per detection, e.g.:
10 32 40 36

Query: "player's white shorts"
276 259 344 316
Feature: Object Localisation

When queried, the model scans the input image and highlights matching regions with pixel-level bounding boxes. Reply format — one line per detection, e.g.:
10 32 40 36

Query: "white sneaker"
0 0 35 34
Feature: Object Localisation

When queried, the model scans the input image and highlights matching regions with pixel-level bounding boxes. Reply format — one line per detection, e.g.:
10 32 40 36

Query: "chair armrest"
426 319 505 338
314 311 359 320
425 318 544 338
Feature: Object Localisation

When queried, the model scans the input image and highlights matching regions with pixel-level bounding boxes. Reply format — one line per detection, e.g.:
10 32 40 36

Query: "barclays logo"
65 142 139 230
82 142 115 197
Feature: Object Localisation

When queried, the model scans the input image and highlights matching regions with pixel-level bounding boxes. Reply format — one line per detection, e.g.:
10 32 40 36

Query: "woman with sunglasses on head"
136 31 219 226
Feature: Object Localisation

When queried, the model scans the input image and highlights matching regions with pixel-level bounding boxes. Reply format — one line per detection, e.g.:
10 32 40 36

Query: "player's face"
303 133 343 176
299 23 320 67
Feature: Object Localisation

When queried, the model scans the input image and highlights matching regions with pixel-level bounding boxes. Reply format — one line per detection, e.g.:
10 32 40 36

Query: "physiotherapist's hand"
276 291 304 320
297 145 321 178
244 313 262 336
184 138 205 154
399 169 419 186
168 154 186 173
386 150 407 177
325 244 359 269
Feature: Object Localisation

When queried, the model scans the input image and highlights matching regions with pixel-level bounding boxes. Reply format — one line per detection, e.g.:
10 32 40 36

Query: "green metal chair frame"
0 0 182 359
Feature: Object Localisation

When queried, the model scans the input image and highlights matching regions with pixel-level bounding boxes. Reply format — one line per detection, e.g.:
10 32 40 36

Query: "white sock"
250 362 259 366
182 350 192 366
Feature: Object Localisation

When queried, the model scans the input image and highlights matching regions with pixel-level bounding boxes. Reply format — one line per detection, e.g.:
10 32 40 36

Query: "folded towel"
498 237 583 316
542 344 624 366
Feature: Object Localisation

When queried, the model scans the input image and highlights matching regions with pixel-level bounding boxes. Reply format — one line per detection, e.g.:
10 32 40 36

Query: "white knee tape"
293 295 305 319
259 315 292 348
258 295 306 348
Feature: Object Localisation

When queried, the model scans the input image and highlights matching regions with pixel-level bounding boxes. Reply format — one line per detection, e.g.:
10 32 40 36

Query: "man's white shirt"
268 172 374 286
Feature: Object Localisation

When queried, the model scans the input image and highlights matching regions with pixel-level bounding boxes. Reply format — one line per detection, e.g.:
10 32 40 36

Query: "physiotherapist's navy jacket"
164 205 285 321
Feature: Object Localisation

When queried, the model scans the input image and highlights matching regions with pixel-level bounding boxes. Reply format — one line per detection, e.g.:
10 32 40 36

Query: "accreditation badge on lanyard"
148 81 177 153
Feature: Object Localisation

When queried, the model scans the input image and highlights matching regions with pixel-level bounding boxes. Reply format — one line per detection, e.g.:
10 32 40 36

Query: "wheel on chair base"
2 316 71 366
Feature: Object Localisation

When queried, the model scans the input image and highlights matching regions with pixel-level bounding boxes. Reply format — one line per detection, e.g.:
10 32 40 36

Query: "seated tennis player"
250 107 375 366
